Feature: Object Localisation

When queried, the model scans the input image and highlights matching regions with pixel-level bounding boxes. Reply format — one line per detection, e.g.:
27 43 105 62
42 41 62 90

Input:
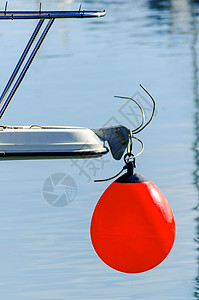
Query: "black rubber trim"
0 149 108 159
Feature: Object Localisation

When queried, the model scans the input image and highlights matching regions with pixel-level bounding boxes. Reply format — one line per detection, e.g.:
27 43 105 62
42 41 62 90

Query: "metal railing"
0 8 106 119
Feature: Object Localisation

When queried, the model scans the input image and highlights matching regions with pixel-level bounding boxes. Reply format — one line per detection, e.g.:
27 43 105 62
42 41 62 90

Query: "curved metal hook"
132 135 144 158
94 85 154 183
114 84 155 135
124 134 144 162
114 95 145 133
133 84 156 134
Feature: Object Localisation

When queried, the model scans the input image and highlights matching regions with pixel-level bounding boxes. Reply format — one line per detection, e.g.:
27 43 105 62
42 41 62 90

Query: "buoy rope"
94 167 126 182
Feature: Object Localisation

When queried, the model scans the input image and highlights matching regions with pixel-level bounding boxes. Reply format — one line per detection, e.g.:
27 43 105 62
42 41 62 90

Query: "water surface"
0 0 198 299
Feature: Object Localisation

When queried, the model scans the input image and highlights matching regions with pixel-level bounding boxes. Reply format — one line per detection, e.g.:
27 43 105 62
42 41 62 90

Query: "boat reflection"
191 3 199 297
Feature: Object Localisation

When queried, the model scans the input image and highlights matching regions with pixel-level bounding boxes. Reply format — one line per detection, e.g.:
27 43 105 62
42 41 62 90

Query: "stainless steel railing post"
0 18 54 119
0 18 44 106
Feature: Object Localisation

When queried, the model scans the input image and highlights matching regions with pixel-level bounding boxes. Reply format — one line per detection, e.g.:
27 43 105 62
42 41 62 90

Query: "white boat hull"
0 126 108 160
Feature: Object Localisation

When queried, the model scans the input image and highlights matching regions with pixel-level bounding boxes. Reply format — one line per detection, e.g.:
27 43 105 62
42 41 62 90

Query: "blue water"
0 0 198 299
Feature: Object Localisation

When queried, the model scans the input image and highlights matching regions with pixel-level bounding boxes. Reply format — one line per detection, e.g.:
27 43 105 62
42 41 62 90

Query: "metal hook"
133 84 156 134
114 95 145 133
94 85 154 183
125 135 144 161
115 84 155 135
124 133 144 168
133 136 144 157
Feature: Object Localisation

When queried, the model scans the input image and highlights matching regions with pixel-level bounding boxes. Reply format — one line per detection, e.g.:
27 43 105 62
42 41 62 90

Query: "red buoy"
90 163 176 273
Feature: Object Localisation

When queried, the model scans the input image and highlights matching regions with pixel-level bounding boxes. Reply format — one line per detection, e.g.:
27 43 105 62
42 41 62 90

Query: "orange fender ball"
90 172 176 273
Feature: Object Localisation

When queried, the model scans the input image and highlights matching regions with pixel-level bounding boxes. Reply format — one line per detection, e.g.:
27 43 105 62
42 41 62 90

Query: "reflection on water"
0 0 199 299
191 2 199 298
